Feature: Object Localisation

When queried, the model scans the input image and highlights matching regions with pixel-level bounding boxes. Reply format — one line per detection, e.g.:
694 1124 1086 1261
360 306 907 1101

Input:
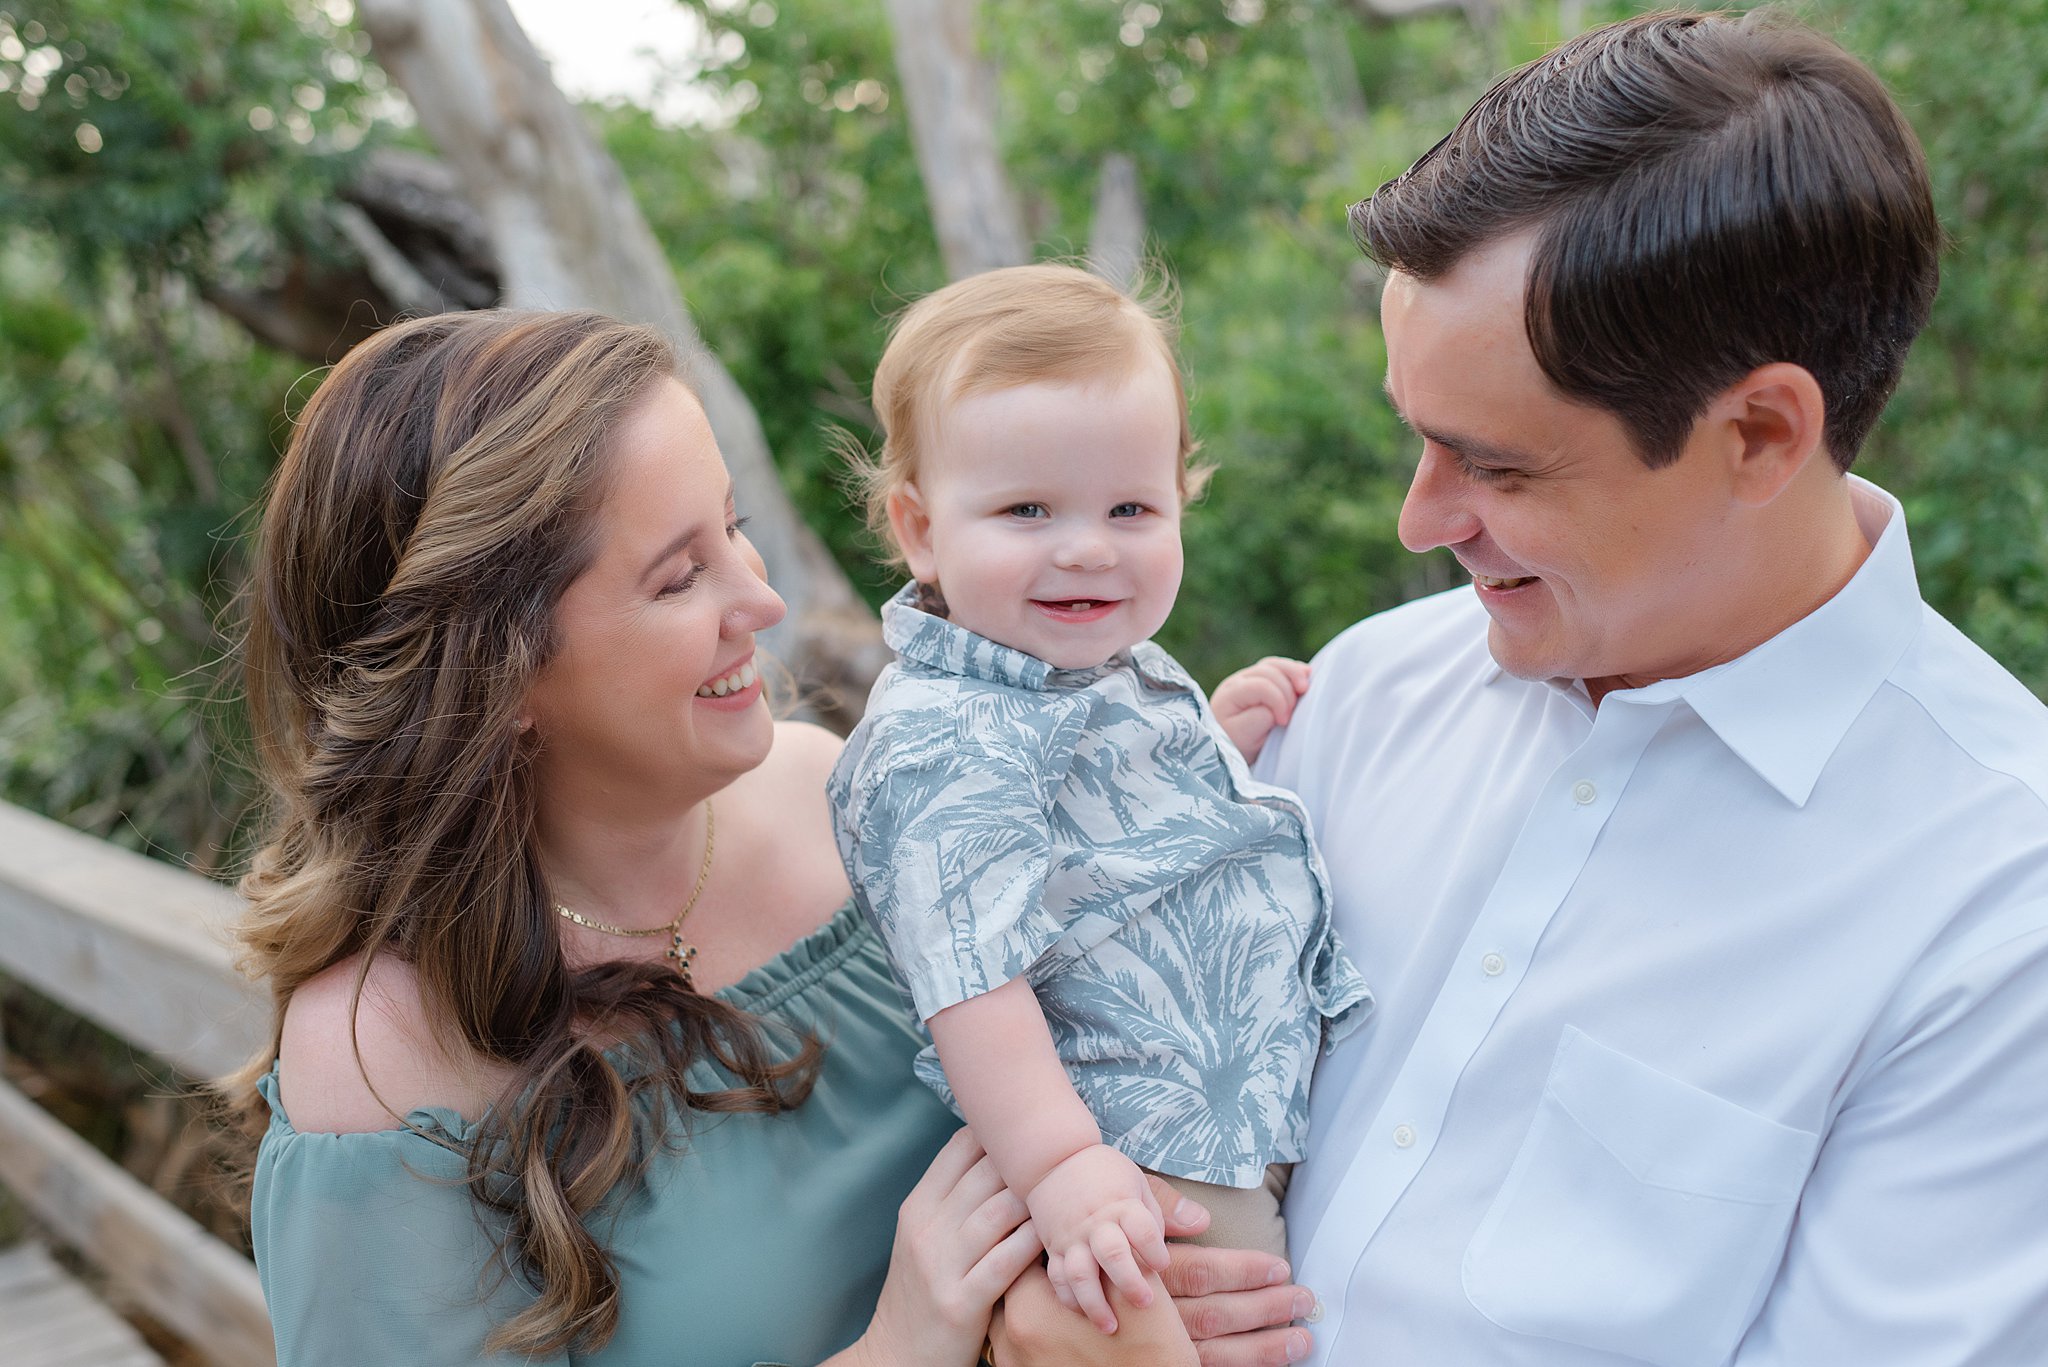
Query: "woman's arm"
927 977 1170 1330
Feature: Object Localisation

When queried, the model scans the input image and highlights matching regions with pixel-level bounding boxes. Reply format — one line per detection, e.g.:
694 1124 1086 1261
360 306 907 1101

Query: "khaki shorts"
1150 1163 1291 1259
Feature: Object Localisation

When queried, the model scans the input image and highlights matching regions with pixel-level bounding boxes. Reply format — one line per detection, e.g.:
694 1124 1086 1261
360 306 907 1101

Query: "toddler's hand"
1025 1143 1170 1334
1211 656 1312 763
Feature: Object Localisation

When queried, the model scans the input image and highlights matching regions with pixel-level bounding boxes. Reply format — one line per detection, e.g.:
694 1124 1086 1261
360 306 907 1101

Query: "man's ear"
887 481 939 585
1711 362 1830 507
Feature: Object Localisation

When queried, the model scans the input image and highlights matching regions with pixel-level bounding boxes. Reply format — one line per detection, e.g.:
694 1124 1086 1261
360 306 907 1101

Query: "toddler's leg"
1149 1164 1290 1259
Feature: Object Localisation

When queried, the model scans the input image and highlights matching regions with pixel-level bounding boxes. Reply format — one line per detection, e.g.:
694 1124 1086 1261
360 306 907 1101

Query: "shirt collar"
881 583 1053 690
1492 477 1925 807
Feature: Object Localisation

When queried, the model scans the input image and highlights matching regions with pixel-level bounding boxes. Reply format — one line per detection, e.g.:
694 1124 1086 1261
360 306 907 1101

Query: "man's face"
1384 233 1747 694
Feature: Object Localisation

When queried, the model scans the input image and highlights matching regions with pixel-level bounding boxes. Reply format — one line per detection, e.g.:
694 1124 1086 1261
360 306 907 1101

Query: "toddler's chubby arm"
1210 657 1312 764
927 977 1170 1334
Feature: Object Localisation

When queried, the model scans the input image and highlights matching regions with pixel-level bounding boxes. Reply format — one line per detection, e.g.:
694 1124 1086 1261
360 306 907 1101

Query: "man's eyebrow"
1381 377 1541 469
641 481 736 581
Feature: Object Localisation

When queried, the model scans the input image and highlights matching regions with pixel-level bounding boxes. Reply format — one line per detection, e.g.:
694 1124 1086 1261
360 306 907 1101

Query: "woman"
230 310 1299 1365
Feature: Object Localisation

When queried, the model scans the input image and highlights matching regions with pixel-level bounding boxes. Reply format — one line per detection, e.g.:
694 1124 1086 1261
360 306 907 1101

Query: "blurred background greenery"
2 0 2043 876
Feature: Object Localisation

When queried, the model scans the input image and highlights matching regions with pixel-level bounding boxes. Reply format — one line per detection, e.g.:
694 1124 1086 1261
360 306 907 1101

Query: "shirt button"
1481 951 1507 976
1572 779 1598 805
1393 1123 1417 1148
1303 1296 1325 1324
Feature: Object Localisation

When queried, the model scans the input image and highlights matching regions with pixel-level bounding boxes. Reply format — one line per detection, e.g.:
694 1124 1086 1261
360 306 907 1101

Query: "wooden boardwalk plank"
0 1241 164 1366
0 1079 274 1367
0 799 264 1082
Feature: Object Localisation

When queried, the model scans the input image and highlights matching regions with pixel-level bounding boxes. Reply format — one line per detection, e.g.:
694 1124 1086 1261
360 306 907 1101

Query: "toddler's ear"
888 482 940 585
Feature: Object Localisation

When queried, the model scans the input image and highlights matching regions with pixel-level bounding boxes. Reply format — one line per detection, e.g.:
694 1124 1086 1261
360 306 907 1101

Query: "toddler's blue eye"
1008 503 1048 519
1110 502 1146 518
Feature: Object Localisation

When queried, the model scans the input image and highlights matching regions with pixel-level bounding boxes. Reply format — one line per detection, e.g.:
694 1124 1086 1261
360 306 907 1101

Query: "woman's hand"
837 1127 1043 1367
1210 658 1311 764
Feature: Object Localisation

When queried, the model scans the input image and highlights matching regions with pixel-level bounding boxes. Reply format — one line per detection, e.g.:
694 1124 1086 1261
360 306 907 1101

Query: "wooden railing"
0 799 273 1367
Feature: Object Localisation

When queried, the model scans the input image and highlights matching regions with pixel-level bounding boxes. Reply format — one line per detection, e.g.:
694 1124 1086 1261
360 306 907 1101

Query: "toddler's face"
893 358 1184 669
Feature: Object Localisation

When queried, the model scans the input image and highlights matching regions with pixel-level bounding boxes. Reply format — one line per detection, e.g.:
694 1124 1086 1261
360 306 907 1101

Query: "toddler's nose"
1055 530 1116 572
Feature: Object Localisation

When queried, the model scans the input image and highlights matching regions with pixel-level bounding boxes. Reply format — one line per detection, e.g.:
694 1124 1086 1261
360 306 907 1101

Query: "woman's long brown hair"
227 310 820 1355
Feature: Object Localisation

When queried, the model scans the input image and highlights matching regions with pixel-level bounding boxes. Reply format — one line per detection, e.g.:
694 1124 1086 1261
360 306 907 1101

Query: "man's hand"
989 1223 1314 1367
1163 1244 1314 1366
1211 658 1311 764
1027 1144 1171 1332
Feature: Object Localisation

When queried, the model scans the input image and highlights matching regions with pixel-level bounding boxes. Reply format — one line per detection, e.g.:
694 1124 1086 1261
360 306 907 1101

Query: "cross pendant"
667 932 697 988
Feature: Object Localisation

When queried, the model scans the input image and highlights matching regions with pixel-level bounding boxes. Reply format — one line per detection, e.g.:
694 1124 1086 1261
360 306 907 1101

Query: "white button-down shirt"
1260 478 2048 1366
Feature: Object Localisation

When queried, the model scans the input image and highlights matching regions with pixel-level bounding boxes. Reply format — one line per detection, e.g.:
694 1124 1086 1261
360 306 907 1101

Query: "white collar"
1490 476 1925 807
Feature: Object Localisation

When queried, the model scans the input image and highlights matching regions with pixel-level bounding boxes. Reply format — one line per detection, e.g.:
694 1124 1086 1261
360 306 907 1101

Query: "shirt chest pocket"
1461 1027 1818 1367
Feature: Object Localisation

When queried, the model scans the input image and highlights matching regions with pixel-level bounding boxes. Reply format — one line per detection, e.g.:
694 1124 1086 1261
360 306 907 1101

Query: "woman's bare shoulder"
715 720 852 936
767 718 846 786
277 953 501 1134
723 718 842 810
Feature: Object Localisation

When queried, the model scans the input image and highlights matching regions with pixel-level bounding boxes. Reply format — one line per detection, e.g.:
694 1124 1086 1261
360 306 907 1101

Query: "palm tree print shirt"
829 586 1373 1187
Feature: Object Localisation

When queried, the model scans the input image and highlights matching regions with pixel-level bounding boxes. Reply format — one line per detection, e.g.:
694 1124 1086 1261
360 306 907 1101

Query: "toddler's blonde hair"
852 263 1210 566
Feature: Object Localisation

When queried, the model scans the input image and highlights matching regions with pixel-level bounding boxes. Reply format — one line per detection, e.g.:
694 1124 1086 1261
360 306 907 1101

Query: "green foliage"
1820 0 2048 691
0 232 292 867
0 0 379 285
0 0 371 863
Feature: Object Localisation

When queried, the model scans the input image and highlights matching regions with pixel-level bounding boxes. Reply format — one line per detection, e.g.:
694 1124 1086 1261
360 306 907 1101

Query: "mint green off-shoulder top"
251 904 958 1367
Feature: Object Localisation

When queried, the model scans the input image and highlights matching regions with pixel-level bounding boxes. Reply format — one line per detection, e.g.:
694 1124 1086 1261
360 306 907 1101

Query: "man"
1258 11 2048 1365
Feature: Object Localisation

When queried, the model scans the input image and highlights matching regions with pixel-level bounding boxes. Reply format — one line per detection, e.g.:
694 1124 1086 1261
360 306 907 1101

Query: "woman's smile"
696 653 761 702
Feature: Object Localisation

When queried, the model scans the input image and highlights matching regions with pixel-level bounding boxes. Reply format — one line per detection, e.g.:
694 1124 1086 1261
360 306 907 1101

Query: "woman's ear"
887 481 940 585
1713 362 1830 508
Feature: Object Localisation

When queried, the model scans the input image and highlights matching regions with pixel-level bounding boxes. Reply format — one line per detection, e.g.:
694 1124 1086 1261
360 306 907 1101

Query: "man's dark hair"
1351 9 1940 470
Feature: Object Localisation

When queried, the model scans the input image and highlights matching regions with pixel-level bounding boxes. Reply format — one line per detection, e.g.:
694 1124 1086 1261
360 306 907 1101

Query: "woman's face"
524 378 785 803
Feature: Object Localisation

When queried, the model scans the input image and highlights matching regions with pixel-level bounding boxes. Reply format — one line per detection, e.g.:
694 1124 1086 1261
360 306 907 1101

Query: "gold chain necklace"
555 801 715 987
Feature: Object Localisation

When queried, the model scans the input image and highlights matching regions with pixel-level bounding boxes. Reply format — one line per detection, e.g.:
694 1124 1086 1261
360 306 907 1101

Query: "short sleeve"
839 749 1069 1019
251 1071 561 1367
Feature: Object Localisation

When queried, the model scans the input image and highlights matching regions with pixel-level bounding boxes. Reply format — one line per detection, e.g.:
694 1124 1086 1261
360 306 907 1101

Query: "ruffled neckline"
258 901 868 1145
717 897 865 1012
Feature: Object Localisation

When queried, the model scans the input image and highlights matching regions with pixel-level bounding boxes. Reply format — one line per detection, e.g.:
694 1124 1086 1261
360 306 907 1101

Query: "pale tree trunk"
1087 154 1146 293
881 0 1030 278
357 0 887 718
1303 12 1369 131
